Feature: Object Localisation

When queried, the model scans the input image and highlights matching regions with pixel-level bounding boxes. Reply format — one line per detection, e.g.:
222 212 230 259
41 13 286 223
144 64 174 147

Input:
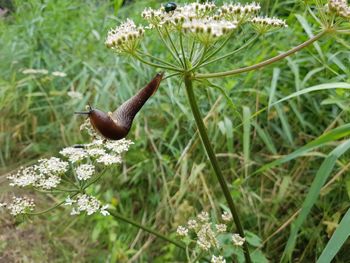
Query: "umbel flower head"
105 19 145 53
182 18 237 44
175 210 244 260
218 2 261 23
1 122 133 218
251 16 287 33
327 0 350 18
1 196 35 216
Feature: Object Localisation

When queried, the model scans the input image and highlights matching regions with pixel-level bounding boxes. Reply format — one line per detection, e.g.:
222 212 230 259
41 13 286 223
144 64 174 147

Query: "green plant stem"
108 210 186 250
183 75 252 263
195 30 327 79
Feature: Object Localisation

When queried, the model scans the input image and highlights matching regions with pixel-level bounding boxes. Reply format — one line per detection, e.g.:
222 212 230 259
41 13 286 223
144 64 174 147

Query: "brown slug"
75 72 164 140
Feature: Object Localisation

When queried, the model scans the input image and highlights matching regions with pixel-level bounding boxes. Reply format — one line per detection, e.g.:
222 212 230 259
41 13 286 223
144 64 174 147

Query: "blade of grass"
275 104 294 146
270 82 350 107
316 207 350 263
281 139 350 262
255 123 350 174
243 106 251 177
268 68 280 111
253 123 277 155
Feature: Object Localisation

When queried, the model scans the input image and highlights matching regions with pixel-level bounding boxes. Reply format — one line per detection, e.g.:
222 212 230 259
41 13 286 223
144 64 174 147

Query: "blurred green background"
0 0 349 262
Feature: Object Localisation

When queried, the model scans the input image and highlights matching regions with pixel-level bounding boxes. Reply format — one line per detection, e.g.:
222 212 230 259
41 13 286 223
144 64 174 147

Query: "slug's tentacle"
74 111 91 115
111 72 164 131
75 72 164 140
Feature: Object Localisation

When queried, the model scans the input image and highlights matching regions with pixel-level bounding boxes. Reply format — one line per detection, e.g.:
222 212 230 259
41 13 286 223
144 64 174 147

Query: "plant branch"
156 27 183 67
137 50 181 69
165 27 185 68
179 32 187 69
108 210 186 250
133 53 183 72
199 35 259 69
201 31 236 63
194 30 327 79
183 75 252 263
28 192 79 216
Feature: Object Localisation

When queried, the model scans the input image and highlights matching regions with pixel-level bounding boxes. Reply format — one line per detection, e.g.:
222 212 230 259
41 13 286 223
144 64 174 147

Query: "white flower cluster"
221 210 233 222
22 69 67 77
60 147 88 162
211 255 226 263
196 222 219 251
142 2 216 29
219 2 261 23
327 0 350 18
52 71 67 77
232 233 246 246
65 194 109 216
4 122 133 217
0 196 35 216
139 2 286 43
182 18 237 43
22 68 49 75
8 157 69 190
176 225 189 236
251 16 288 32
59 138 132 166
106 1 288 53
176 210 245 259
76 164 95 180
67 90 83 100
105 19 145 53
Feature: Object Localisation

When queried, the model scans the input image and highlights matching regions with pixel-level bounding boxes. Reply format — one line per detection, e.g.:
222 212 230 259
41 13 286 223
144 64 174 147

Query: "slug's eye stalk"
75 103 94 115
87 103 93 112
74 110 91 115
75 72 164 140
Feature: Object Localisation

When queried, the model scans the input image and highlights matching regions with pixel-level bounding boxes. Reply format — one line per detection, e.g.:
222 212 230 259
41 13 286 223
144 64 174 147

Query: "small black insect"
164 2 177 13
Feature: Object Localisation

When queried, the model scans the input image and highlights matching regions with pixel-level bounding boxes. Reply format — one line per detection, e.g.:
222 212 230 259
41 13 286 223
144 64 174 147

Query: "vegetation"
0 0 349 262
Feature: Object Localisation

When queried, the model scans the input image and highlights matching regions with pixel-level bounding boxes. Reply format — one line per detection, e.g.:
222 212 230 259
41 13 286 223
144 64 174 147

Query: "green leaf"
268 67 280 110
317 208 350 263
254 122 277 154
275 104 294 146
245 231 262 247
282 139 350 262
296 14 324 60
270 82 350 107
251 250 269 263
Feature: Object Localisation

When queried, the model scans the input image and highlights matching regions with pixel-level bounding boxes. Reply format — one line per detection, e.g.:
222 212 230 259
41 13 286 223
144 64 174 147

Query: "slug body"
76 72 163 140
